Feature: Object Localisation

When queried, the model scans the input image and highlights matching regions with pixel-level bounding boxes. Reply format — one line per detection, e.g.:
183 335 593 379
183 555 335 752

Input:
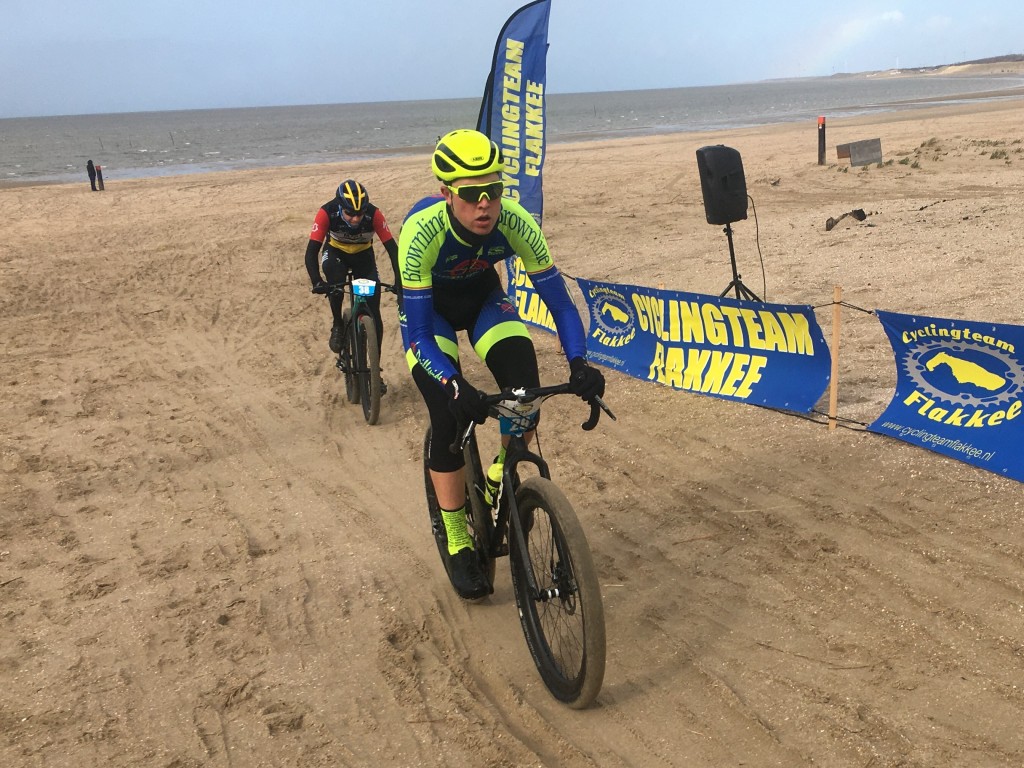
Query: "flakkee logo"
902 339 1022 409
588 286 636 348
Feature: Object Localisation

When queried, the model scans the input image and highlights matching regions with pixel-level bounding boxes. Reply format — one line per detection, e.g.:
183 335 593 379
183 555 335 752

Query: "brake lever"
449 418 477 454
581 395 615 431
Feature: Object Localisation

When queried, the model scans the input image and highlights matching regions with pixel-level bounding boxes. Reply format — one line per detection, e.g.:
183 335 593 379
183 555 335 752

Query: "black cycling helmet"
337 179 369 214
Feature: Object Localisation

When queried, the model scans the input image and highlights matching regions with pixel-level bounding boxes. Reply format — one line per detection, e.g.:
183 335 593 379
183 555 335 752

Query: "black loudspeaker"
695 145 748 225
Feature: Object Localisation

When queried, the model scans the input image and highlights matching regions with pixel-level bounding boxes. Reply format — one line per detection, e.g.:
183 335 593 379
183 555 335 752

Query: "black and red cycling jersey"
304 197 399 286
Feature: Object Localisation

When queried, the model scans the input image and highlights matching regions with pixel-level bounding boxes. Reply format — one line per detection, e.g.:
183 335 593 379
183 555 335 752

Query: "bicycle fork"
494 457 578 605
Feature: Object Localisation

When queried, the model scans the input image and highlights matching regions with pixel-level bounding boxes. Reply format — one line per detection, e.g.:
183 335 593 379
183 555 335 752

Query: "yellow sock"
484 460 504 506
441 506 474 555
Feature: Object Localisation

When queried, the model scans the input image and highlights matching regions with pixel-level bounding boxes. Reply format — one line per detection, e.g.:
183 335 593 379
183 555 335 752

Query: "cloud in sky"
1 0 1021 118
924 15 955 32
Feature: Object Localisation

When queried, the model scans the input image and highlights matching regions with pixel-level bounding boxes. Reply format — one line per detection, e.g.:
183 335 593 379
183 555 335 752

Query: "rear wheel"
509 477 605 708
422 428 496 590
357 314 381 425
462 434 497 586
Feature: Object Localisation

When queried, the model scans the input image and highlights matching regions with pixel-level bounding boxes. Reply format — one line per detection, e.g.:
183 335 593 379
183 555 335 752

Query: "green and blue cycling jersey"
398 194 587 386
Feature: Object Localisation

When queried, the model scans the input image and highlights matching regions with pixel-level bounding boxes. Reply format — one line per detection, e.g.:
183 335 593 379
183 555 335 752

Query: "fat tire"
357 314 381 425
342 308 359 405
509 477 606 708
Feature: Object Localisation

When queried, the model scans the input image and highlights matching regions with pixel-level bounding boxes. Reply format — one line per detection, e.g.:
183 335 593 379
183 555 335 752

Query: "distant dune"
833 53 1024 79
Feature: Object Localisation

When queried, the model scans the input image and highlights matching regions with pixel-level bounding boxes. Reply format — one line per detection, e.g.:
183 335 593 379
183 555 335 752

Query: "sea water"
2 74 1022 184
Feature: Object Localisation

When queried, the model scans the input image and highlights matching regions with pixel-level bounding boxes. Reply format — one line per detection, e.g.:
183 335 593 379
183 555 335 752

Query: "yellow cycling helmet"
432 129 504 182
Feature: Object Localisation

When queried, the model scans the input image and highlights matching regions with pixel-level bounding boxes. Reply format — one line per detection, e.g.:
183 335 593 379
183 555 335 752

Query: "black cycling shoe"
447 548 491 599
329 323 343 354
379 378 388 395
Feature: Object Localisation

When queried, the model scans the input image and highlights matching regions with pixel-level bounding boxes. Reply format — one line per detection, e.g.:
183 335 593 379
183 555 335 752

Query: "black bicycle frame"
338 280 372 376
485 437 552 602
458 386 612 603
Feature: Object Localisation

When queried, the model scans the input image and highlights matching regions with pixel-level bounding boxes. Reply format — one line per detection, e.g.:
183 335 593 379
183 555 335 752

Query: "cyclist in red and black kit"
304 179 401 358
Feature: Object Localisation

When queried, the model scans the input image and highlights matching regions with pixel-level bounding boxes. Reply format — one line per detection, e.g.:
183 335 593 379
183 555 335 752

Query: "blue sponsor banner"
869 310 1024 481
506 260 556 335
576 278 831 412
476 0 550 225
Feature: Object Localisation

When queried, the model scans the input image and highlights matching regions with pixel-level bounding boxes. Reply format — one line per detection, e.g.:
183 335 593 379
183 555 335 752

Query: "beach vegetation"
911 160 921 169
898 157 911 165
989 149 1008 160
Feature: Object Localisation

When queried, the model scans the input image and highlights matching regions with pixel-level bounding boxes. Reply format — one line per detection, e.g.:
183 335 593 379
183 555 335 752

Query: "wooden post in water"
828 285 841 430
818 116 826 165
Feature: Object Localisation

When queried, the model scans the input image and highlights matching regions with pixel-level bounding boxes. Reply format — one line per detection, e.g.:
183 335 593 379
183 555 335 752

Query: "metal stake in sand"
828 285 842 430
818 116 826 166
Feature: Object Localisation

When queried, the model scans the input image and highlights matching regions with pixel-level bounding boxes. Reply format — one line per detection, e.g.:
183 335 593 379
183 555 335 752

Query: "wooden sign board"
836 138 882 166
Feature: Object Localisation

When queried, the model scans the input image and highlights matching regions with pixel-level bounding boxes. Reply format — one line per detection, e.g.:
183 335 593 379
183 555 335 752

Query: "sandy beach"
3 93 1024 767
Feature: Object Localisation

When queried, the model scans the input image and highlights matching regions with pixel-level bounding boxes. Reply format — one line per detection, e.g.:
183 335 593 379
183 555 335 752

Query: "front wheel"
356 314 381 425
509 477 606 708
341 309 359 405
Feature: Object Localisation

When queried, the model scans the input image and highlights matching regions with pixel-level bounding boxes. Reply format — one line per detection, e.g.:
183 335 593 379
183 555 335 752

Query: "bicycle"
312 275 395 425
423 384 615 708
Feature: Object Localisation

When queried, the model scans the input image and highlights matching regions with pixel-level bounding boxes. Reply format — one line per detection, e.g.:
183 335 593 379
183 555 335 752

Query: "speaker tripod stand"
719 223 761 302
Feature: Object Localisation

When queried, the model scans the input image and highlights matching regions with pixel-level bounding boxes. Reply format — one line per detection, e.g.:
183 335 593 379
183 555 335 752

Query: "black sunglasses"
447 181 503 203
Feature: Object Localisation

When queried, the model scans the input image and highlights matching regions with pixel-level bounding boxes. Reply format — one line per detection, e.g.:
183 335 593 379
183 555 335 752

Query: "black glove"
444 374 489 425
311 280 327 294
569 357 605 401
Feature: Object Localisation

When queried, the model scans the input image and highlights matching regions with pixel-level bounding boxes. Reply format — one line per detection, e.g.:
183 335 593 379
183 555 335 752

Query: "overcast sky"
2 0 1021 118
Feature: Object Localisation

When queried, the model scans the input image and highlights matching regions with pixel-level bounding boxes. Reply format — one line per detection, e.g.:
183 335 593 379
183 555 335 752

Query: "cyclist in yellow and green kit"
398 129 605 599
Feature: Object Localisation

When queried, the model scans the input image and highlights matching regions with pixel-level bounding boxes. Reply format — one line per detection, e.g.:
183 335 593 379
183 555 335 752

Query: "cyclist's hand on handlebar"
311 280 328 295
569 357 605 402
444 374 489 425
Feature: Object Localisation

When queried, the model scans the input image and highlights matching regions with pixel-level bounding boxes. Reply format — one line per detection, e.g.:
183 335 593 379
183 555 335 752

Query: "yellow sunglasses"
447 181 504 203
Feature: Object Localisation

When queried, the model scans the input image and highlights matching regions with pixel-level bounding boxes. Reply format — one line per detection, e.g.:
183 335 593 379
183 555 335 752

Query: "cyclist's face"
442 173 501 236
342 209 364 225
